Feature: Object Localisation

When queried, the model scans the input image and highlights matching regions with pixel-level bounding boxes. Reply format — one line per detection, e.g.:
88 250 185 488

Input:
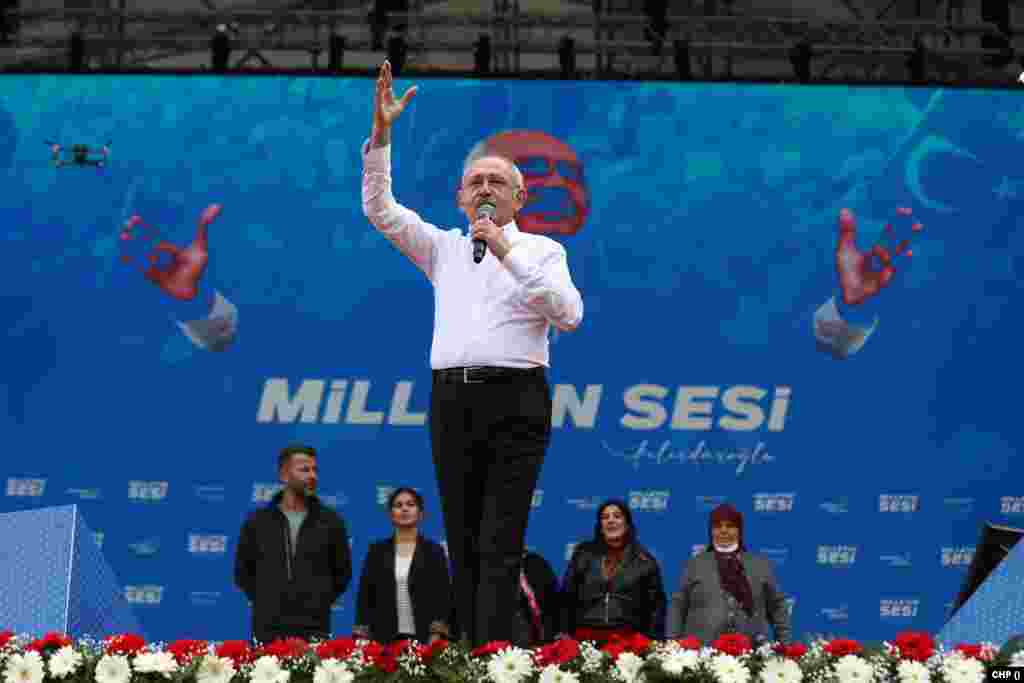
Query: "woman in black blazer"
353 487 452 643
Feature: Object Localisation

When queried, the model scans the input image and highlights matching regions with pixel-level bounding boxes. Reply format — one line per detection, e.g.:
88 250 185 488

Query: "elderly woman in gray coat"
667 503 792 644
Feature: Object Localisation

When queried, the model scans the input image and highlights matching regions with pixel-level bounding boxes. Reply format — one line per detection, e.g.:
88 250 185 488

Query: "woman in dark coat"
354 487 452 643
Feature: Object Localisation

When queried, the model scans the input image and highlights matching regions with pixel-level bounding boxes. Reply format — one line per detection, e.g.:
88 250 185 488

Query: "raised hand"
372 60 417 136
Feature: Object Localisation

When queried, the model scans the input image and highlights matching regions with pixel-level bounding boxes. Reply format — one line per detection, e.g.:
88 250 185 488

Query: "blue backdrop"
1 74 1023 644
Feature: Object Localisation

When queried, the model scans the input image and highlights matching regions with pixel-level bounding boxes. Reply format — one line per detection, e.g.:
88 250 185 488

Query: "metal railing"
0 7 1020 82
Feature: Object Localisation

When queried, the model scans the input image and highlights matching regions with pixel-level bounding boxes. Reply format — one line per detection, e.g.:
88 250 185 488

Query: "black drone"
46 140 112 168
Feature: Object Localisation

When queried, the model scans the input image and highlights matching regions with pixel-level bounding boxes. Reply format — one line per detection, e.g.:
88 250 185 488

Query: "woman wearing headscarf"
666 503 792 644
558 499 666 642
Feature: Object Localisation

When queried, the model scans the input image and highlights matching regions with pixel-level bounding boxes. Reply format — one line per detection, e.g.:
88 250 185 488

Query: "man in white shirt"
361 61 583 647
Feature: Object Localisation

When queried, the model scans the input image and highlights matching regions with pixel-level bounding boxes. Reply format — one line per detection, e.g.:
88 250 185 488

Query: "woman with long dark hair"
558 499 666 641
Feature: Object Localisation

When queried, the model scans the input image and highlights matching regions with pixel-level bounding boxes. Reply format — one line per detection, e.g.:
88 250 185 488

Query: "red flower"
166 640 209 664
894 632 934 663
105 634 147 656
626 633 652 655
712 633 753 656
385 640 414 658
26 632 72 653
261 638 309 660
551 639 582 666
316 638 359 661
955 644 983 660
535 639 580 667
471 641 512 657
414 639 449 662
215 641 255 666
374 653 398 673
824 639 863 658
601 638 628 660
675 637 702 651
427 639 449 659
773 643 808 660
361 642 385 661
0 631 14 650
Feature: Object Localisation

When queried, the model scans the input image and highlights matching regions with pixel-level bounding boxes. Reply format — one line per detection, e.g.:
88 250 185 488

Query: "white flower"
250 656 290 683
709 654 750 683
4 652 45 683
834 655 873 683
662 650 701 675
613 652 645 683
941 654 985 683
487 647 534 683
897 660 930 683
196 656 237 683
1010 651 1024 668
314 660 354 683
94 655 132 683
760 658 802 683
579 642 606 673
539 665 581 683
48 647 83 679
134 652 178 676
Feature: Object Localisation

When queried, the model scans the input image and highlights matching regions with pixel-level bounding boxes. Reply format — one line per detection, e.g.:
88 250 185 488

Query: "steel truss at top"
0 6 1021 84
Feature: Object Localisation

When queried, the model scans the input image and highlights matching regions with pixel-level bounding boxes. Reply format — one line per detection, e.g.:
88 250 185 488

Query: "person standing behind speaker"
519 548 560 646
361 61 584 647
667 503 792 645
558 500 666 642
234 444 352 645
353 487 452 644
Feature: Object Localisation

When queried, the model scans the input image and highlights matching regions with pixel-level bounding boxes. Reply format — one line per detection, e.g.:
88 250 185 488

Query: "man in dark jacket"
234 444 352 644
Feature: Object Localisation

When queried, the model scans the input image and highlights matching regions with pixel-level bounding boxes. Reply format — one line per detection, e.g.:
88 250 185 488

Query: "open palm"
374 60 417 130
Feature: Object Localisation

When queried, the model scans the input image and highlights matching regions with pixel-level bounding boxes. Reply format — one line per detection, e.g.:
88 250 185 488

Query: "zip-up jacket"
234 492 352 643
559 540 666 638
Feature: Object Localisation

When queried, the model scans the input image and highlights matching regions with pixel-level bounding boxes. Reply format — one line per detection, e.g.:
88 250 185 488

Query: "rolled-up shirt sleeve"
502 241 584 332
361 140 442 281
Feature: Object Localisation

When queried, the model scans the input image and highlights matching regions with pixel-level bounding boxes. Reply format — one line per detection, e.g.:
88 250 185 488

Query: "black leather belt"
433 365 545 384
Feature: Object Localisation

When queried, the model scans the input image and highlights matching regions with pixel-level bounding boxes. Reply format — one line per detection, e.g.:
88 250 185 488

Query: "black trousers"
430 369 552 648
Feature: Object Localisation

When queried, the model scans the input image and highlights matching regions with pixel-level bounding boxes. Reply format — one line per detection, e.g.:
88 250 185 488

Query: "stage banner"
1 74 1022 642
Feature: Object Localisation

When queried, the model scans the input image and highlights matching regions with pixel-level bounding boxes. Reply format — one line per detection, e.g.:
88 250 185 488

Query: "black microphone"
473 201 496 264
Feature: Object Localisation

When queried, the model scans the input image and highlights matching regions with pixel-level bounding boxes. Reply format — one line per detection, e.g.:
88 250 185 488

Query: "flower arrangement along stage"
1 631 1021 683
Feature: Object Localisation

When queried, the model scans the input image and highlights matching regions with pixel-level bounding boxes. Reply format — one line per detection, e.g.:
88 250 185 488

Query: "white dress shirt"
362 141 584 370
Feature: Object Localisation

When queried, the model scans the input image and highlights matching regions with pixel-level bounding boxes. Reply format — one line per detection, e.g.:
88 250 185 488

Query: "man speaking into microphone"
361 61 584 647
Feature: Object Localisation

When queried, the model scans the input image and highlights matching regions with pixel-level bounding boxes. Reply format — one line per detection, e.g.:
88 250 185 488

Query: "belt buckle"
463 366 485 384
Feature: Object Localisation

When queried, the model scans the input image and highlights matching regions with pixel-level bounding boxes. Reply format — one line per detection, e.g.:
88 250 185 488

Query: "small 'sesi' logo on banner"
377 485 397 505
880 599 919 618
879 494 918 513
941 547 975 567
1000 496 1024 514
125 585 164 605
629 490 670 511
6 478 46 497
754 493 795 512
128 481 168 502
817 545 857 566
252 483 283 503
188 534 228 554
